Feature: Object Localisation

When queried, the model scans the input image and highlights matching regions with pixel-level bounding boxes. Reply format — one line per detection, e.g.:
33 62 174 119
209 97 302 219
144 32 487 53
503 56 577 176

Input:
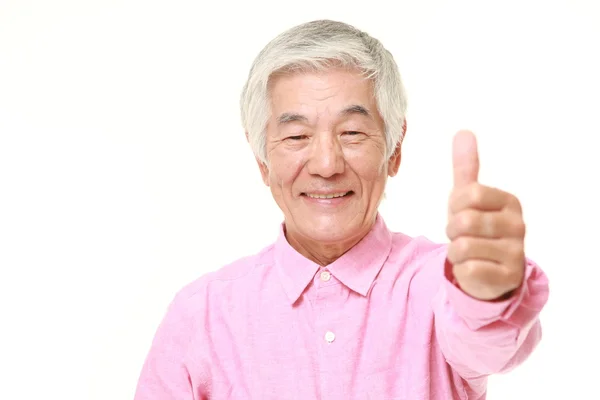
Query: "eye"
343 131 364 136
286 135 307 141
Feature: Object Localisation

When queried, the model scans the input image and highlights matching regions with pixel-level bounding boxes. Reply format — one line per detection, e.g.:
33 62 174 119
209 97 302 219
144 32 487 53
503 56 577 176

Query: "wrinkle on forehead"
269 67 373 99
269 70 377 125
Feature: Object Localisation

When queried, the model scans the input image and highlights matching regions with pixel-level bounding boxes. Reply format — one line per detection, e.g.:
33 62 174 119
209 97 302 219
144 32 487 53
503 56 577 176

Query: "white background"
1 0 599 398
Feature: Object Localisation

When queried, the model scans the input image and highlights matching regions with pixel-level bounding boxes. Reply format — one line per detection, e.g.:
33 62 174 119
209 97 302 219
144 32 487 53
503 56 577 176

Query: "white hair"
240 19 407 165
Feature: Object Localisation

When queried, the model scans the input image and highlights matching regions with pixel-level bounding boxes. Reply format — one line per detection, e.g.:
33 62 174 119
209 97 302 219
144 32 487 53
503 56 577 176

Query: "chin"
296 212 363 243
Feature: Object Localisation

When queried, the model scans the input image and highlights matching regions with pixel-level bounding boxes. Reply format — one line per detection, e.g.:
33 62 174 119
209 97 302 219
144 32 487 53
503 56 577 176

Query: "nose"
306 132 345 178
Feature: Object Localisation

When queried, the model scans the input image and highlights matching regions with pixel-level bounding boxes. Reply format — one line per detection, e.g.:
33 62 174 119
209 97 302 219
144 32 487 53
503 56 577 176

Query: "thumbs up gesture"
446 130 526 301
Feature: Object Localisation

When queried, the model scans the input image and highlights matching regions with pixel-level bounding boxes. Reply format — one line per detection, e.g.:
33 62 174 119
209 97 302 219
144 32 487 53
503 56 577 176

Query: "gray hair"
240 19 407 165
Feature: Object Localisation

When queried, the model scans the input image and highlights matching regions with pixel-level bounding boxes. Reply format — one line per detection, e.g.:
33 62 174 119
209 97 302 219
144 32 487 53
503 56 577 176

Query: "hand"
446 130 526 301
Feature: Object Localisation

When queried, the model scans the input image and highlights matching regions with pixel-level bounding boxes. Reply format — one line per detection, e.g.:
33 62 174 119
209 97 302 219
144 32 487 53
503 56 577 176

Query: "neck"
284 219 376 266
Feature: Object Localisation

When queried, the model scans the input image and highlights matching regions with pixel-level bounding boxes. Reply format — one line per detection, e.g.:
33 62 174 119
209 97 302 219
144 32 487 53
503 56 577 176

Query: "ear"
388 119 407 177
387 142 402 177
256 157 270 186
246 131 271 186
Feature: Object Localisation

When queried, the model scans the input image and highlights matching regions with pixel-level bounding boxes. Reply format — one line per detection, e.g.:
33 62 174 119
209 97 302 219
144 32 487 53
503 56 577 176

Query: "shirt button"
325 331 336 343
320 271 331 282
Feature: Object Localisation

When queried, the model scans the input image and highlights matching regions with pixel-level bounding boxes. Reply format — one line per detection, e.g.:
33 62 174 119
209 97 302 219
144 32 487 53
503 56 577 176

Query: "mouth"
301 191 354 199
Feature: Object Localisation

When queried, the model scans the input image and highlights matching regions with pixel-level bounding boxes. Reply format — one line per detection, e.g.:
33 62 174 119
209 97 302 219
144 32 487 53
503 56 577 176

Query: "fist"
446 130 526 301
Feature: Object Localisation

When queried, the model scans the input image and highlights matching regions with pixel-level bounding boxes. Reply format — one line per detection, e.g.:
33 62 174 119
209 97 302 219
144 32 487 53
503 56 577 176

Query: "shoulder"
388 231 448 267
381 231 450 292
170 242 277 312
375 232 450 305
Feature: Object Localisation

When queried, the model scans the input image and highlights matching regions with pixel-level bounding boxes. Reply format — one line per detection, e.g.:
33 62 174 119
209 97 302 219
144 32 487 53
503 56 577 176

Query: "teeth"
306 192 348 199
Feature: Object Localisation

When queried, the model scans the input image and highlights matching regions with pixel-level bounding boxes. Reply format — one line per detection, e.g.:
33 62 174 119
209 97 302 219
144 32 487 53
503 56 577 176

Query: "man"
134 19 549 399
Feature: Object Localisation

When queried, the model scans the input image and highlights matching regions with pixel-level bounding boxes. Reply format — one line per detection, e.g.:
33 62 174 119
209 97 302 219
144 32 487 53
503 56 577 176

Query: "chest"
189 273 460 399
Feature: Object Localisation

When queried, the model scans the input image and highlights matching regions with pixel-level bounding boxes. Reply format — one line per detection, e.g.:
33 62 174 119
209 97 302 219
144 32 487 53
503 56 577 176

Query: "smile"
304 191 352 199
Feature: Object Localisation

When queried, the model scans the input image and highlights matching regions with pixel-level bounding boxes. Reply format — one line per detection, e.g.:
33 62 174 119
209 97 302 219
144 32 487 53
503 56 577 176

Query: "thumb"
452 130 479 187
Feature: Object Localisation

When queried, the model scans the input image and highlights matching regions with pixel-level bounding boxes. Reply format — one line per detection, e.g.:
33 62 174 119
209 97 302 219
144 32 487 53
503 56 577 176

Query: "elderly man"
134 20 549 399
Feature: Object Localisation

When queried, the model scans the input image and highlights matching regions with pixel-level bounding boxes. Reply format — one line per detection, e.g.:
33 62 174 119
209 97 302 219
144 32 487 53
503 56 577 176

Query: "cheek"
269 154 305 188
345 149 387 182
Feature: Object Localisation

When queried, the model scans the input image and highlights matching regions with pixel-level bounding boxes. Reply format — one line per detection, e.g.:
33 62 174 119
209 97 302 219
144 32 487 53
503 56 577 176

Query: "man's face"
258 68 402 246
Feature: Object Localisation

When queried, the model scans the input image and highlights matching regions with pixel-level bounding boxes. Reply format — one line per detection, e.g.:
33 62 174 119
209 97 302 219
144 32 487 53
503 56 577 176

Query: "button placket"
313 272 346 395
325 331 336 343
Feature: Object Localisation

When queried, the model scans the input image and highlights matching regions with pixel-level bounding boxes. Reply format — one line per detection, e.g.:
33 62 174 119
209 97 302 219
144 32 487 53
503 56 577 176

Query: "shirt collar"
274 213 393 304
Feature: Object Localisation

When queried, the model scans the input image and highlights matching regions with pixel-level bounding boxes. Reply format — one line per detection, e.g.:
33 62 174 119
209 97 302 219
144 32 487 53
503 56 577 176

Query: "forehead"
268 68 377 117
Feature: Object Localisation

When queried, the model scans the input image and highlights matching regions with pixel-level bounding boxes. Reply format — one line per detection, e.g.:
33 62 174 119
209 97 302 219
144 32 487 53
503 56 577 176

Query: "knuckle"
449 238 470 262
468 184 485 205
445 224 452 239
516 220 526 237
484 214 499 237
502 265 523 287
509 195 523 213
447 218 460 238
510 241 525 257
448 190 458 209
502 212 525 237
458 211 477 232
504 242 524 265
447 244 458 263
509 217 526 237
455 237 472 255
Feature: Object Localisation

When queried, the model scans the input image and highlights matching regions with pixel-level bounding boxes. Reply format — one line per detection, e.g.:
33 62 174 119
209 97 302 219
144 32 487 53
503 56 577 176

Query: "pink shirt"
134 214 549 399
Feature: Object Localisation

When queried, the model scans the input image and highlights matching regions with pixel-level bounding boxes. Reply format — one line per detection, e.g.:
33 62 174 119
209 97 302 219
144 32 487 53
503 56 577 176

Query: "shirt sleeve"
431 249 550 381
133 294 197 400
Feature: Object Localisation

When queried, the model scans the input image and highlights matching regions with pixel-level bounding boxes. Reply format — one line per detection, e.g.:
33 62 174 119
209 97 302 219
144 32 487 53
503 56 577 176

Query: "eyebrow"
277 104 373 126
277 112 308 125
339 104 372 119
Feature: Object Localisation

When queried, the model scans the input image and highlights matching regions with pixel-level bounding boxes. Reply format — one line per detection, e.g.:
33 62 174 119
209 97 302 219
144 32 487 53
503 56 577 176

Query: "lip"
303 190 352 196
301 191 354 207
